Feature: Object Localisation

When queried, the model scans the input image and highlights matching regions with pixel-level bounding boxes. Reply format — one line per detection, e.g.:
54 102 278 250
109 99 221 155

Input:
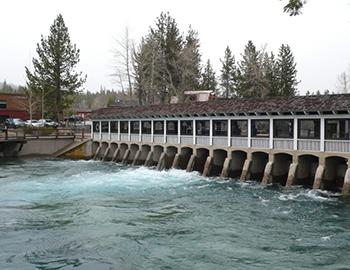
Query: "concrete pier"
87 140 350 195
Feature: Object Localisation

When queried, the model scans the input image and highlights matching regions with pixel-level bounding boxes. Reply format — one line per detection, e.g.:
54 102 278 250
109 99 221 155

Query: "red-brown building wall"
0 92 29 121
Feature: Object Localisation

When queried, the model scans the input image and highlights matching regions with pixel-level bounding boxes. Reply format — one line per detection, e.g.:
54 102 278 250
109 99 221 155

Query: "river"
1 158 350 269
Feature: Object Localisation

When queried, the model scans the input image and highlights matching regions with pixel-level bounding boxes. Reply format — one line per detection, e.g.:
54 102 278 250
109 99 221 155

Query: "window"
231 120 248 137
213 120 228 136
93 121 100 132
251 120 270 137
130 121 140 134
181 120 193 135
120 121 128 133
101 121 108 132
110 121 118 133
167 121 178 135
153 121 164 134
298 119 320 139
325 119 350 140
0 100 6 109
273 119 293 138
196 120 210 136
142 121 151 134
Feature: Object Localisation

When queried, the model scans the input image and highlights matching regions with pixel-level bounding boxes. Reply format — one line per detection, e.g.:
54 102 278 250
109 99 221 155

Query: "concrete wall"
19 138 75 156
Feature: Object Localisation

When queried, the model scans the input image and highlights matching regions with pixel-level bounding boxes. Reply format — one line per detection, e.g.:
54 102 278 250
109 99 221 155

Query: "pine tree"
276 44 298 96
178 26 201 99
236 40 266 98
151 12 183 103
25 14 86 121
200 60 217 91
220 46 237 98
263 52 279 96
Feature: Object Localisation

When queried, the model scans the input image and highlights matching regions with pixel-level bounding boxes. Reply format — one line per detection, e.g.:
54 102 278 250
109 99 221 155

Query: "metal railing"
0 126 91 141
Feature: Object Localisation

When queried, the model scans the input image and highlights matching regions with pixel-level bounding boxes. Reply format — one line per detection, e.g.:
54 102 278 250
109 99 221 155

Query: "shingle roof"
91 94 350 119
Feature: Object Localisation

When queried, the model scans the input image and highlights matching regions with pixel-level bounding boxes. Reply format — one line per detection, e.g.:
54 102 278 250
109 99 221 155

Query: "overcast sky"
1 0 350 94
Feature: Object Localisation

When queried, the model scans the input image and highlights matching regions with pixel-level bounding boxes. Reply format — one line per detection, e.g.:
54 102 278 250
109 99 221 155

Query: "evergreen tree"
220 46 237 98
200 59 217 91
150 12 183 103
276 44 298 96
178 26 201 99
263 52 279 96
25 14 86 121
283 0 305 16
236 40 266 98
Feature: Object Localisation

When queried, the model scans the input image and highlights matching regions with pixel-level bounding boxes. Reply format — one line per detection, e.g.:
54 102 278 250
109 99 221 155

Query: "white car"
38 119 59 128
25 120 44 128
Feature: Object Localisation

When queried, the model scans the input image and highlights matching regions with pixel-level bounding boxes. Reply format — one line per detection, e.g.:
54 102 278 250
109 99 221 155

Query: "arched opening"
107 143 118 161
193 148 209 173
229 151 247 179
116 143 128 162
323 156 348 192
272 153 293 186
250 152 269 181
127 144 139 164
295 155 319 188
178 147 193 170
211 149 227 176
152 145 164 167
165 146 178 169
137 145 151 166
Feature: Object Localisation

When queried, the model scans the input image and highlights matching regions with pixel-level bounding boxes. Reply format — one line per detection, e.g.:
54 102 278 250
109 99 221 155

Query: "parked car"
25 119 44 128
5 118 26 128
38 119 59 128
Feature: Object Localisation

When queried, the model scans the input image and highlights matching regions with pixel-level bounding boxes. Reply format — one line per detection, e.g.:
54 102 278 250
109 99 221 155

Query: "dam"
89 94 350 195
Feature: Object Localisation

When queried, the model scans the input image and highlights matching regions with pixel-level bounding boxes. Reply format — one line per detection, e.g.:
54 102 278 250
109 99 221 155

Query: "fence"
0 126 91 141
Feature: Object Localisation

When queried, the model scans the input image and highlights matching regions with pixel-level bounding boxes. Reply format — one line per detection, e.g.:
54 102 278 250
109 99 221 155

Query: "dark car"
5 118 26 129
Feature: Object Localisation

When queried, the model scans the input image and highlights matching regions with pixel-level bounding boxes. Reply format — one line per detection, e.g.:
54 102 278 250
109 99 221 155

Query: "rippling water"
1 158 350 269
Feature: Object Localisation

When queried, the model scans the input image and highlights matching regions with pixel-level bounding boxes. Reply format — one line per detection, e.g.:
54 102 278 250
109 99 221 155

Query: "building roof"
91 94 350 119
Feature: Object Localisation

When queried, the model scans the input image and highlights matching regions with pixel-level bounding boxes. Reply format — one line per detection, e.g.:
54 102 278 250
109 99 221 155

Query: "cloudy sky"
1 0 350 94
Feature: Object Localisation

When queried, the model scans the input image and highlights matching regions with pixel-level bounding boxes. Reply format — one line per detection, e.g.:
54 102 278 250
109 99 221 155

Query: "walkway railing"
0 126 91 141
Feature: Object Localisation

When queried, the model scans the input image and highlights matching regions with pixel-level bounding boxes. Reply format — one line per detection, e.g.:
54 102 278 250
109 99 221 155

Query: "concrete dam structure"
90 94 350 195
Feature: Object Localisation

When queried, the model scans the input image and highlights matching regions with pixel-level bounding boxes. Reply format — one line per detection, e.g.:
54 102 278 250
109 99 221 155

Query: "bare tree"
113 27 135 98
336 71 350 93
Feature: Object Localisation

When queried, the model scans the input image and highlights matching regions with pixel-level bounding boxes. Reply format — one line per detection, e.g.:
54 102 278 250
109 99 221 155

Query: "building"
0 92 29 121
90 94 350 194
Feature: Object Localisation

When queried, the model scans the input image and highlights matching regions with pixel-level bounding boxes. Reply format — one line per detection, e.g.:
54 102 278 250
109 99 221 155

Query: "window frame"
298 119 320 140
251 119 270 138
231 119 248 137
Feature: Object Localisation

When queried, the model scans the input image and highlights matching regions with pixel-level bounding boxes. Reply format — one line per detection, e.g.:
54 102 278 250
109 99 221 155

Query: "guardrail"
0 126 91 141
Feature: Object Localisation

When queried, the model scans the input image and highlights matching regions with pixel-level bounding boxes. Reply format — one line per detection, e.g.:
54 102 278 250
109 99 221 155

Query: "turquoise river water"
1 158 350 269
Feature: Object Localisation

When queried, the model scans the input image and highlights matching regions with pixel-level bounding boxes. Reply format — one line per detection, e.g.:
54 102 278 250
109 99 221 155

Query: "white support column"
151 120 154 143
164 120 166 143
227 119 231 147
193 119 196 145
108 121 111 141
139 120 142 142
128 121 131 141
293 118 298 150
117 120 120 141
320 117 325 152
247 118 251 148
178 120 181 144
269 119 273 149
209 119 213 146
99 121 102 141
